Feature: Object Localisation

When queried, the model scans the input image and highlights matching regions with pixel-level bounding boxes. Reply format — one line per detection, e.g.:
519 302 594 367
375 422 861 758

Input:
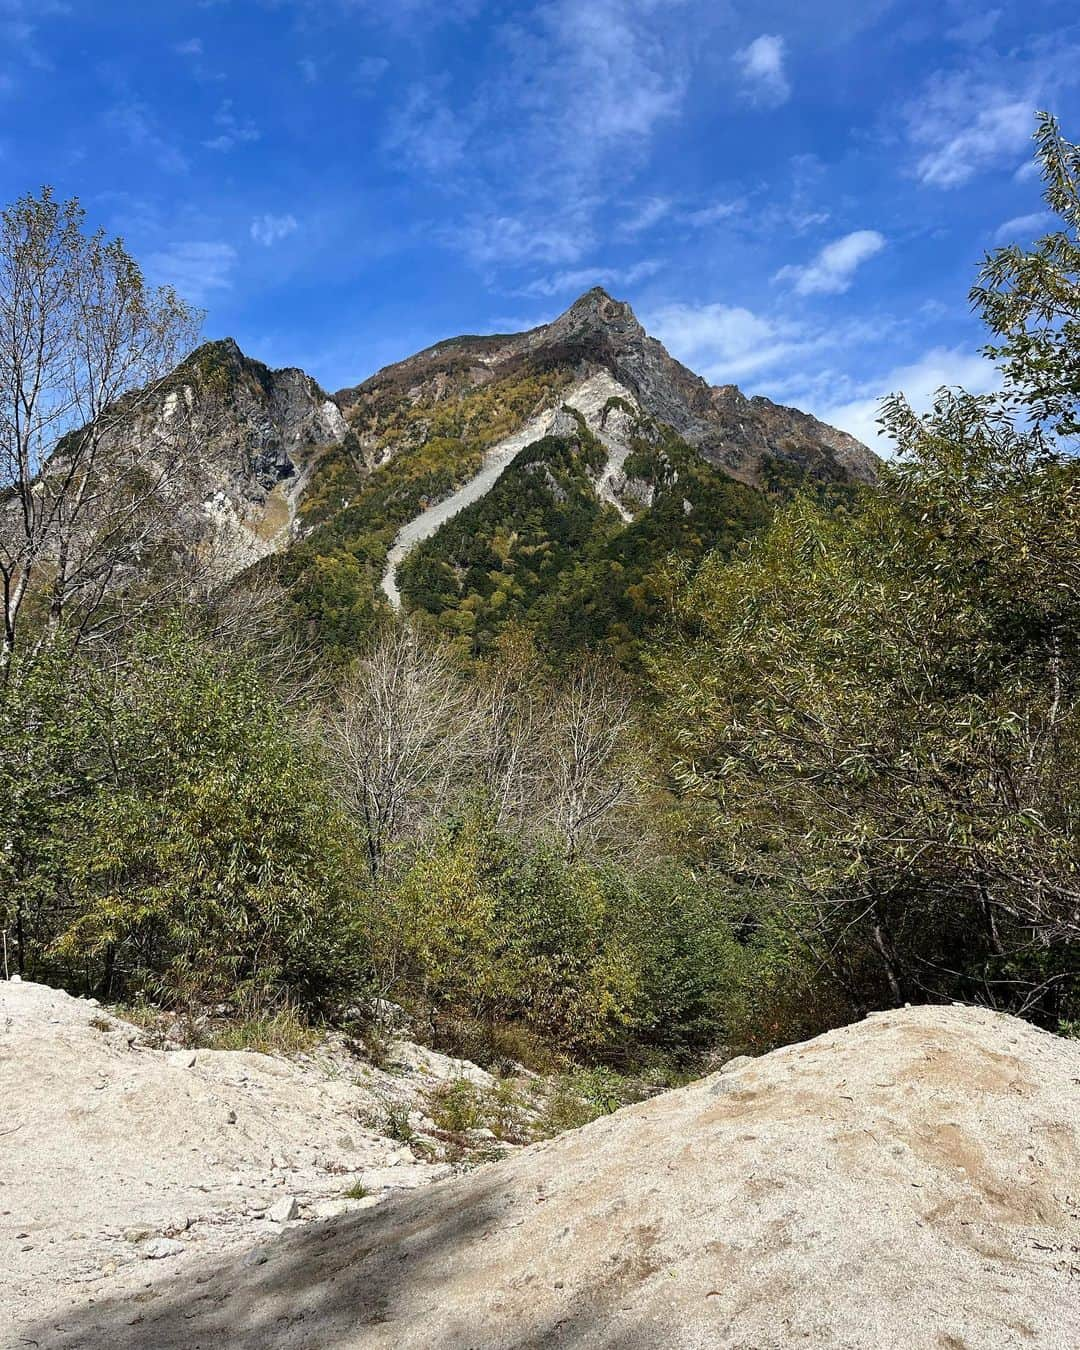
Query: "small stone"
141 1237 185 1260
225 1109 237 1124
266 1197 298 1224
162 1215 191 1236
240 1247 269 1268
124 1227 153 1244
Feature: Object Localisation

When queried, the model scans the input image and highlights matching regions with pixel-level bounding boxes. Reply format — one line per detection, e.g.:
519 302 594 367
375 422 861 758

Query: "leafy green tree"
655 118 1080 1029
0 188 199 676
50 625 365 1009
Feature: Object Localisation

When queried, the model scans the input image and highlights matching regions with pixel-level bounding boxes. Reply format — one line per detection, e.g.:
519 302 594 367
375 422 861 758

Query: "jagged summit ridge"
338 288 878 488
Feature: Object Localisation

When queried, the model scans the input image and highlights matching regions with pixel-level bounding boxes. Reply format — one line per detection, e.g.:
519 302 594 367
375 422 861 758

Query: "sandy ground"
6 992 1078 1349
0 978 508 1339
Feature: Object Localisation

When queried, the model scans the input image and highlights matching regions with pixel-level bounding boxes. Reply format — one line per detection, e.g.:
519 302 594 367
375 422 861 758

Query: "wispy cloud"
682 200 743 229
385 0 702 269
447 213 594 268
815 345 1000 451
107 100 189 174
0 0 58 90
993 210 1054 242
775 230 886 295
734 34 790 108
945 8 1002 46
203 99 260 152
250 213 299 246
618 197 672 237
356 56 389 83
175 38 203 57
383 81 473 174
910 85 1031 188
646 301 814 384
517 259 662 299
145 241 237 304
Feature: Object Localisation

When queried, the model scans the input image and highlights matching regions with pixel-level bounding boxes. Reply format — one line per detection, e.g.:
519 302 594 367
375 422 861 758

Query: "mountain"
334 287 877 489
93 289 878 661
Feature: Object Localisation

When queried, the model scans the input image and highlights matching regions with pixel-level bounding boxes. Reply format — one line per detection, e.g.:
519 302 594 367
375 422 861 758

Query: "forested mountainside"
148 287 875 663
4 116 1079 1120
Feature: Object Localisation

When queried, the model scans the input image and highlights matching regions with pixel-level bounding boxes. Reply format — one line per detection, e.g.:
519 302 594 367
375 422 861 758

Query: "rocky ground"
4 986 1079 1349
0 978 541 1339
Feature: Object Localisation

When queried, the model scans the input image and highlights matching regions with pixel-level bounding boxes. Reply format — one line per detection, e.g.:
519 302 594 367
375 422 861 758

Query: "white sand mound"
11 998 1079 1349
0 979 496 1336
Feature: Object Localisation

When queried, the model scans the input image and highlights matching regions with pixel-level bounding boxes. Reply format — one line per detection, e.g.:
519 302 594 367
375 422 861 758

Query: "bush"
3 623 369 1015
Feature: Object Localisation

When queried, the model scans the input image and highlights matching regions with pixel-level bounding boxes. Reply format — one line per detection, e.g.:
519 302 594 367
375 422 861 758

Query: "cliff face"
103 338 350 573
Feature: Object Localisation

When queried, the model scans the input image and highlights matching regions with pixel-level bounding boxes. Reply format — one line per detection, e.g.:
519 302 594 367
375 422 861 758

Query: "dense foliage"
654 114 1080 1032
400 418 774 665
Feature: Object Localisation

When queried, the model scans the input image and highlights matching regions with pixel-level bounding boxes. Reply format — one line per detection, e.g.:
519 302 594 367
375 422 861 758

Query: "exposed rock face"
102 338 348 575
338 288 878 489
17 1002 1080 1350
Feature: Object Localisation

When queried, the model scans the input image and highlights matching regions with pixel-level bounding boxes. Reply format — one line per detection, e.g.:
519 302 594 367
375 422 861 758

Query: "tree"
972 112 1080 438
655 117 1080 1029
541 654 640 862
52 625 362 1008
327 621 478 879
0 188 199 678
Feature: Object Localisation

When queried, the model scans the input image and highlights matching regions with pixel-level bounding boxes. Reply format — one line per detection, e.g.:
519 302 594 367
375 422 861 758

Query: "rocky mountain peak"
547 286 642 336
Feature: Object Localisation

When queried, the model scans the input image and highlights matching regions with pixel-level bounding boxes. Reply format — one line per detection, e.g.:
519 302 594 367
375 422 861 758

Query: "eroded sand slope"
9 997 1079 1349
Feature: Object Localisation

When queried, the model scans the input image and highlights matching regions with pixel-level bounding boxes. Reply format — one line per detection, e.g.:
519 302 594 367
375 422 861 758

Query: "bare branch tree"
540 654 640 862
327 621 478 879
0 188 200 679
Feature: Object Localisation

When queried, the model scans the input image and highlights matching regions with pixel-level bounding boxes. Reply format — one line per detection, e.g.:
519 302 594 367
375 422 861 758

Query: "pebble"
266 1196 298 1223
141 1237 185 1260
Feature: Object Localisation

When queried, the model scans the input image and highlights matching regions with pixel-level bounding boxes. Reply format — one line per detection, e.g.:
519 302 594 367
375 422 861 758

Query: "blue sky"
2 0 1077 450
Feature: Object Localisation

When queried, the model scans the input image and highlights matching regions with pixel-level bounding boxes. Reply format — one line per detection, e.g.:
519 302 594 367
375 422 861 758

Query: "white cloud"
388 0 701 269
250 213 299 247
993 210 1054 241
175 38 203 57
646 302 814 384
356 55 389 83
145 241 237 304
519 259 662 299
448 213 593 267
945 8 1001 45
815 346 1000 452
107 101 189 174
906 71 1032 188
619 197 672 236
775 230 886 295
682 200 743 228
734 34 790 108
384 82 472 174
203 99 259 152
